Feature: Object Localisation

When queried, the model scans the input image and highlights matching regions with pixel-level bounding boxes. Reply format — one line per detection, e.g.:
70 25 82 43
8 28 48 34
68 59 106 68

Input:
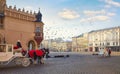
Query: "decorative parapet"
4 5 36 21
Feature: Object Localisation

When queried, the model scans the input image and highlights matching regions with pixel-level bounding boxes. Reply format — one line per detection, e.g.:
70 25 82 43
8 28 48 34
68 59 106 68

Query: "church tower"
0 0 6 14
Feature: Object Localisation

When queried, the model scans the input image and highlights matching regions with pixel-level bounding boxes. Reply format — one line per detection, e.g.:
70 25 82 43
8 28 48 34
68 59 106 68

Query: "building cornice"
89 26 120 34
4 5 36 21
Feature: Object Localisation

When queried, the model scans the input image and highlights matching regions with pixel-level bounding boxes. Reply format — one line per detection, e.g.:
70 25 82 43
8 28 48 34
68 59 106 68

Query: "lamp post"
118 26 120 51
76 36 78 52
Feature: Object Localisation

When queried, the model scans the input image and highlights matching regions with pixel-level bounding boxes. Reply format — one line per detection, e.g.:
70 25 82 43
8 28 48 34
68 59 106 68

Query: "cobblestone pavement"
0 52 120 74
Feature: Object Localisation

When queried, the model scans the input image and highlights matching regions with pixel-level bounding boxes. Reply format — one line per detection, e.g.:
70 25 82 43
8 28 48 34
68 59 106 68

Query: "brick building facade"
0 0 44 50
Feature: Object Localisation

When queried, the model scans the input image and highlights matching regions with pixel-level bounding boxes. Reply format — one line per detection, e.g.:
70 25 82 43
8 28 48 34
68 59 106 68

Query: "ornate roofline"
4 5 36 21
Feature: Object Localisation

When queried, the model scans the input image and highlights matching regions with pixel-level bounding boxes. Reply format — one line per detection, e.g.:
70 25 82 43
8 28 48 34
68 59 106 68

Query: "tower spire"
35 8 42 22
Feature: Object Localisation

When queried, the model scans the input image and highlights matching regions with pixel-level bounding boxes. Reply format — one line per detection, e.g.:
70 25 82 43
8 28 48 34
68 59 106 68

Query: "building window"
35 27 40 32
100 43 101 46
35 33 40 36
116 42 118 46
107 42 110 46
113 42 115 46
95 44 97 46
89 43 93 46
0 18 3 29
0 37 1 44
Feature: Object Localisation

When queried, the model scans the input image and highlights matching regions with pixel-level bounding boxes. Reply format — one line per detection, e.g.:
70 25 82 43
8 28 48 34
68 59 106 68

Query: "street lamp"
118 27 120 52
76 36 78 52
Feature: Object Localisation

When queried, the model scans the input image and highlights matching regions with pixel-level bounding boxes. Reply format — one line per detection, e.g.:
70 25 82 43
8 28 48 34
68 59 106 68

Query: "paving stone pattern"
0 52 120 74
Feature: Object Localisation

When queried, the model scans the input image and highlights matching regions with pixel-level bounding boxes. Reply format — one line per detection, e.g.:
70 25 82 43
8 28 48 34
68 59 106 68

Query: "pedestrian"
103 47 108 57
45 48 50 59
106 47 109 56
108 48 111 57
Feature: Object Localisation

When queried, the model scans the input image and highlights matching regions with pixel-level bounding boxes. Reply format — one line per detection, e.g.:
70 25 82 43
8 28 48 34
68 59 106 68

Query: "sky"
7 0 120 40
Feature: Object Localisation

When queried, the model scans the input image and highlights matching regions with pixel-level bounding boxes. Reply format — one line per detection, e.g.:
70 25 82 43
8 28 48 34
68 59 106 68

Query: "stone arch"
27 39 37 50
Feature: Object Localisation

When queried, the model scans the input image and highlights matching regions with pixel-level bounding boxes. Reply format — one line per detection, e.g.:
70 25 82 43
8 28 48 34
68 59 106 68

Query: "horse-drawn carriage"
0 44 31 67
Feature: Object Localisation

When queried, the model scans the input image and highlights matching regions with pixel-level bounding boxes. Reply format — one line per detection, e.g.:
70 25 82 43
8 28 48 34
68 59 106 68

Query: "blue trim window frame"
36 27 40 32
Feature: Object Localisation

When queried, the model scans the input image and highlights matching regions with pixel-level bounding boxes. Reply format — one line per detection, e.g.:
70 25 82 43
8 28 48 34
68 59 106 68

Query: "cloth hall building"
0 0 44 50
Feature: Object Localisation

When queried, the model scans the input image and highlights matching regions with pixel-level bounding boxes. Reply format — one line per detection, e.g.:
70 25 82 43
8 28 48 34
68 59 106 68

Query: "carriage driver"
16 40 22 49
13 40 23 53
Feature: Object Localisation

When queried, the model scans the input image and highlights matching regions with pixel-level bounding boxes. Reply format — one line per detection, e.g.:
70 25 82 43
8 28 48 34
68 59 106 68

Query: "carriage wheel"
15 58 22 66
22 58 30 67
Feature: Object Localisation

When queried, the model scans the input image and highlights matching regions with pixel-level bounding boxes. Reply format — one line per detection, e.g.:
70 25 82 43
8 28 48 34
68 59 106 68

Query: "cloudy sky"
7 0 120 40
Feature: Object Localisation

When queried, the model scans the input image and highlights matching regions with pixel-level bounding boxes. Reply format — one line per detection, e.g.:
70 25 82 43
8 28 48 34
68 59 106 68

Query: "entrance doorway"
89 47 93 52
28 40 36 50
95 47 99 52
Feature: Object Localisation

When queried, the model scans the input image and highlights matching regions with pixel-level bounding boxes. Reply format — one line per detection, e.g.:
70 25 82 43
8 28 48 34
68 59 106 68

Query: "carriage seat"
13 46 22 53
14 48 22 53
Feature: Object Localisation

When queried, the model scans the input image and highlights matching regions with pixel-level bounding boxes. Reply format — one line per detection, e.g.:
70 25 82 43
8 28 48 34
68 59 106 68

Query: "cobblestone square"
0 52 120 74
